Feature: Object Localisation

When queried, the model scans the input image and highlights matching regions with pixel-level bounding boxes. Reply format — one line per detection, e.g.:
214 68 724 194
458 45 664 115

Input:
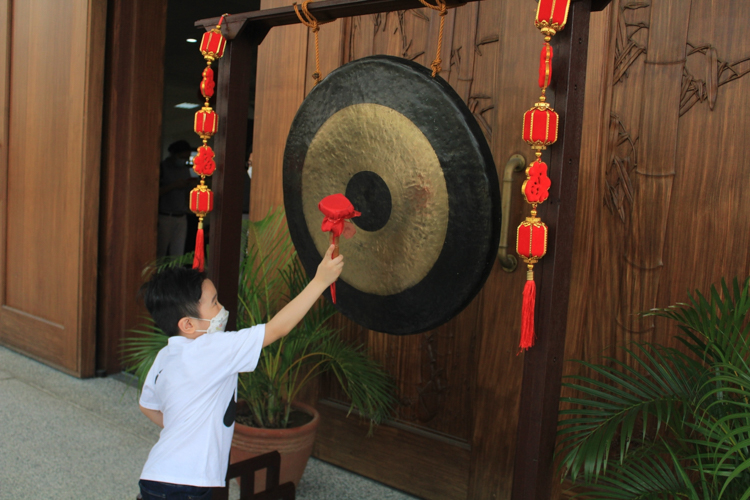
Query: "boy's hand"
314 244 344 287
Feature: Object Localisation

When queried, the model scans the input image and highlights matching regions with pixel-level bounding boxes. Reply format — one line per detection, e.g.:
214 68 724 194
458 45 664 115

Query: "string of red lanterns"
516 0 571 352
189 15 228 272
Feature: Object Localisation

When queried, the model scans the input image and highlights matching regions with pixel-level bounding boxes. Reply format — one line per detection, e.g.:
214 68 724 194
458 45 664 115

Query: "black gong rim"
283 55 501 335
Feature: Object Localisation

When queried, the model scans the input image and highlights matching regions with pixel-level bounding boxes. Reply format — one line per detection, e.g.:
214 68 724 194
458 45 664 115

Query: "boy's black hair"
141 267 206 337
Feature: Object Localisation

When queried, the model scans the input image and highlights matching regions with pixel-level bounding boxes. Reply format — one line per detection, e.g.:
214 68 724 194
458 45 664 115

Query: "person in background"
158 140 198 258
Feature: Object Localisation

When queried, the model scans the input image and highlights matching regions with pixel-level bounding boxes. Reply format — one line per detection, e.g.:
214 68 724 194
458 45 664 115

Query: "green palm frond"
120 317 168 390
237 207 295 330
558 342 702 482
559 277 750 499
643 278 750 366
238 246 397 430
564 452 696 500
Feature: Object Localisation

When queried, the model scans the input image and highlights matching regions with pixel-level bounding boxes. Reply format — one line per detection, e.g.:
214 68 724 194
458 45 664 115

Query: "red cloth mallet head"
318 194 360 303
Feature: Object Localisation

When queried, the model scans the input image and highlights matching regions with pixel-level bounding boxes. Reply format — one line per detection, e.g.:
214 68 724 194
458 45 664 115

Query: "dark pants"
139 479 212 500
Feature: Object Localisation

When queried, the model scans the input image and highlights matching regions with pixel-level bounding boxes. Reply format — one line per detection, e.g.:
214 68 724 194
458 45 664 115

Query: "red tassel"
330 282 336 304
519 270 536 351
192 221 205 272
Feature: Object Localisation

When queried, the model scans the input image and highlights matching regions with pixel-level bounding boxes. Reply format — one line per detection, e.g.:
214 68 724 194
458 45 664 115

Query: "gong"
283 55 501 335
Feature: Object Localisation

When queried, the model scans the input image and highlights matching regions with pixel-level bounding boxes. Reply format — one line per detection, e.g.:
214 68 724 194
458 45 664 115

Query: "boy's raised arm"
263 244 343 347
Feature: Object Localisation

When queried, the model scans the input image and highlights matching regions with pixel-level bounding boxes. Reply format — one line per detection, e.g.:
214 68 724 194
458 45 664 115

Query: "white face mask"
190 306 229 334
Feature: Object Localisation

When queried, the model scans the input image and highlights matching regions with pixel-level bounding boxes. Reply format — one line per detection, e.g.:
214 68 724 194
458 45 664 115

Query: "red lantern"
517 217 548 263
190 184 214 217
516 215 548 351
200 28 227 62
535 0 571 37
523 103 559 150
194 108 218 139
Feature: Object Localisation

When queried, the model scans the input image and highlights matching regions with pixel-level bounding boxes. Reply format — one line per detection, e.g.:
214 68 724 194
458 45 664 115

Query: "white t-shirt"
139 325 265 487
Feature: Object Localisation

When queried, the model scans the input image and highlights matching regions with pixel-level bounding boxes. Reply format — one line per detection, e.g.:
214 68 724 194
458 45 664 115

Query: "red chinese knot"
539 44 553 89
200 67 215 99
523 160 552 204
193 146 216 176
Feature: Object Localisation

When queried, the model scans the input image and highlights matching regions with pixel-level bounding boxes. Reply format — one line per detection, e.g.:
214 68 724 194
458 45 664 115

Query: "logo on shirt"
223 395 236 427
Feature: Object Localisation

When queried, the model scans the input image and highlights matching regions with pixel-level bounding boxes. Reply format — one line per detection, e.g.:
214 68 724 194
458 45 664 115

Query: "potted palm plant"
122 207 397 491
557 278 750 499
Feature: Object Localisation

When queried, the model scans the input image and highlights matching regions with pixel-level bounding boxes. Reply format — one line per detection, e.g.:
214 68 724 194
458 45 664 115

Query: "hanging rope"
418 0 448 77
294 0 333 84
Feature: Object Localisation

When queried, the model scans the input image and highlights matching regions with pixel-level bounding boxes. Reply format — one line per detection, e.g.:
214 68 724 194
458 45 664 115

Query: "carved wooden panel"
564 0 750 459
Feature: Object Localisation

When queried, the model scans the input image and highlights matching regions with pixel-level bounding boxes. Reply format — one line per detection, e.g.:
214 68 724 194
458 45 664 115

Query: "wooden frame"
196 0 610 497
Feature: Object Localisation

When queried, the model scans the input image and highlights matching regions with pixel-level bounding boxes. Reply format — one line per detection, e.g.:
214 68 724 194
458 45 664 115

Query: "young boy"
137 245 343 500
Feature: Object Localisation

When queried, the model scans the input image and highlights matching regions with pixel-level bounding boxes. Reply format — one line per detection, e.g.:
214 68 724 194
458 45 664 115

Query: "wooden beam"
195 0 610 39
511 1 594 499
207 25 254 332
195 0 469 40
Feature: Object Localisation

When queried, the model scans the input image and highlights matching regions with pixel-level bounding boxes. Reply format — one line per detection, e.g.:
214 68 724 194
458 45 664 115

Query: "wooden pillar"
511 1 594 499
208 25 255 331
97 0 167 375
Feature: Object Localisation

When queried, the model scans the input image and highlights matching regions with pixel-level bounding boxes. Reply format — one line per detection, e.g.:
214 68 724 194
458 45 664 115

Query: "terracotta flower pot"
230 402 320 493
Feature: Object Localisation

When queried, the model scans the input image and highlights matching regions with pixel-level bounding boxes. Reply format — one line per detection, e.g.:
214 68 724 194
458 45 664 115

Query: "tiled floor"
0 346 417 500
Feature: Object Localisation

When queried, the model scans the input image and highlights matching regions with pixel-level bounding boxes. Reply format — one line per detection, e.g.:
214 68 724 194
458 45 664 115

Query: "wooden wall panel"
0 0 106 377
658 0 750 338
249 0 309 218
96 0 167 374
617 0 691 345
0 0 10 337
563 1 750 495
565 0 750 371
314 402 472 500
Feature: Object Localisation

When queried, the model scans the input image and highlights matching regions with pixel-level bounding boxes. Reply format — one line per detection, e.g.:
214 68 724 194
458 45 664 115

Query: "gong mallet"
318 193 360 303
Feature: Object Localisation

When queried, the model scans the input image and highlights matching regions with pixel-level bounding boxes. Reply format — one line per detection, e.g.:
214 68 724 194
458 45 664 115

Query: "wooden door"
0 0 106 377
